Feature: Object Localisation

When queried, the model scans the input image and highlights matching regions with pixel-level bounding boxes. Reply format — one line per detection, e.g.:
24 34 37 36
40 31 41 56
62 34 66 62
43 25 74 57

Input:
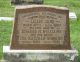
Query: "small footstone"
69 12 77 21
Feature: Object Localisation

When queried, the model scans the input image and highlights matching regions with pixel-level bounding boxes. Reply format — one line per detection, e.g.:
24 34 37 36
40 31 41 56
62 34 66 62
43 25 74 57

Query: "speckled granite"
3 46 78 62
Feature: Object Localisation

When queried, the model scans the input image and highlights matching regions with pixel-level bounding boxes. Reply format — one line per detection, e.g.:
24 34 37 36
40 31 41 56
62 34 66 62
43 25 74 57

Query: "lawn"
0 21 13 59
0 0 14 17
0 0 80 61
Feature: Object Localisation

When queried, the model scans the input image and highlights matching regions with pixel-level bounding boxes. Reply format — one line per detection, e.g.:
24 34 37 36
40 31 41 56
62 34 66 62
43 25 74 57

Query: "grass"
0 21 13 59
0 0 80 61
0 0 14 17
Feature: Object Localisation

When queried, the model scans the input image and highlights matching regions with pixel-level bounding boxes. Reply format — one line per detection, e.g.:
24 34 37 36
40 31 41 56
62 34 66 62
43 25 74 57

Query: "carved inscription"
17 11 66 45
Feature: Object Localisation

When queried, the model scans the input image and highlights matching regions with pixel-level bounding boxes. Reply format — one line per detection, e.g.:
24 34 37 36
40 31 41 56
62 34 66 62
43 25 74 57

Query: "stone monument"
11 0 44 5
3 5 78 62
10 5 71 50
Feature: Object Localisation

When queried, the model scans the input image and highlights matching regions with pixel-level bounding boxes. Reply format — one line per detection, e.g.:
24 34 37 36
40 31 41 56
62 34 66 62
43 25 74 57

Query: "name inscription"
17 11 66 45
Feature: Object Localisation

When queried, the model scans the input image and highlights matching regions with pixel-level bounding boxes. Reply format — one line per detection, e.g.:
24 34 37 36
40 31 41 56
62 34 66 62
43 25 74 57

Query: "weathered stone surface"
11 0 44 5
0 60 8 62
69 12 77 21
10 5 71 50
3 46 78 62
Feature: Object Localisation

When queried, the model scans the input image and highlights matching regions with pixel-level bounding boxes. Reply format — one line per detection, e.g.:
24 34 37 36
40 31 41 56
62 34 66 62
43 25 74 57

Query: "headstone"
10 5 71 50
69 12 77 21
0 17 14 21
11 0 44 5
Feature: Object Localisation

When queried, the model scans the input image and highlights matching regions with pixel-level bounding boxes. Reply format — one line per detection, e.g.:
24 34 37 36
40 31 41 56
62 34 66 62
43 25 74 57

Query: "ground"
0 0 80 62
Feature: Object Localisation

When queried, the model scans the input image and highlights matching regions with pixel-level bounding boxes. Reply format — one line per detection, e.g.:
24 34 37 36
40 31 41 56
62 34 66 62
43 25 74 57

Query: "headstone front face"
10 5 71 50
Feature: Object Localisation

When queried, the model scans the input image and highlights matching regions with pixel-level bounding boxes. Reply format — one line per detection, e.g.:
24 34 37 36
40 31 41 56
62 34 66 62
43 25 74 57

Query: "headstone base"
3 46 78 62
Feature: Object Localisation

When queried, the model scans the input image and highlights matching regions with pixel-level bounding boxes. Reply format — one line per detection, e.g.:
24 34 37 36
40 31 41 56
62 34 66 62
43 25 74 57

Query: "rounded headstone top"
15 5 68 10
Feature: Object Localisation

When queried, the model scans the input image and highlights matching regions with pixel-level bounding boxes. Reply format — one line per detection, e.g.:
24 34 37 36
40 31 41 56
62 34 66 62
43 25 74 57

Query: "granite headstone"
10 5 71 50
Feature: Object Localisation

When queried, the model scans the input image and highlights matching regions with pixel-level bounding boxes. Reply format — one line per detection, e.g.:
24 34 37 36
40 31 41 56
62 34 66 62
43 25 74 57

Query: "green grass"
0 0 14 17
0 0 80 61
0 21 13 59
